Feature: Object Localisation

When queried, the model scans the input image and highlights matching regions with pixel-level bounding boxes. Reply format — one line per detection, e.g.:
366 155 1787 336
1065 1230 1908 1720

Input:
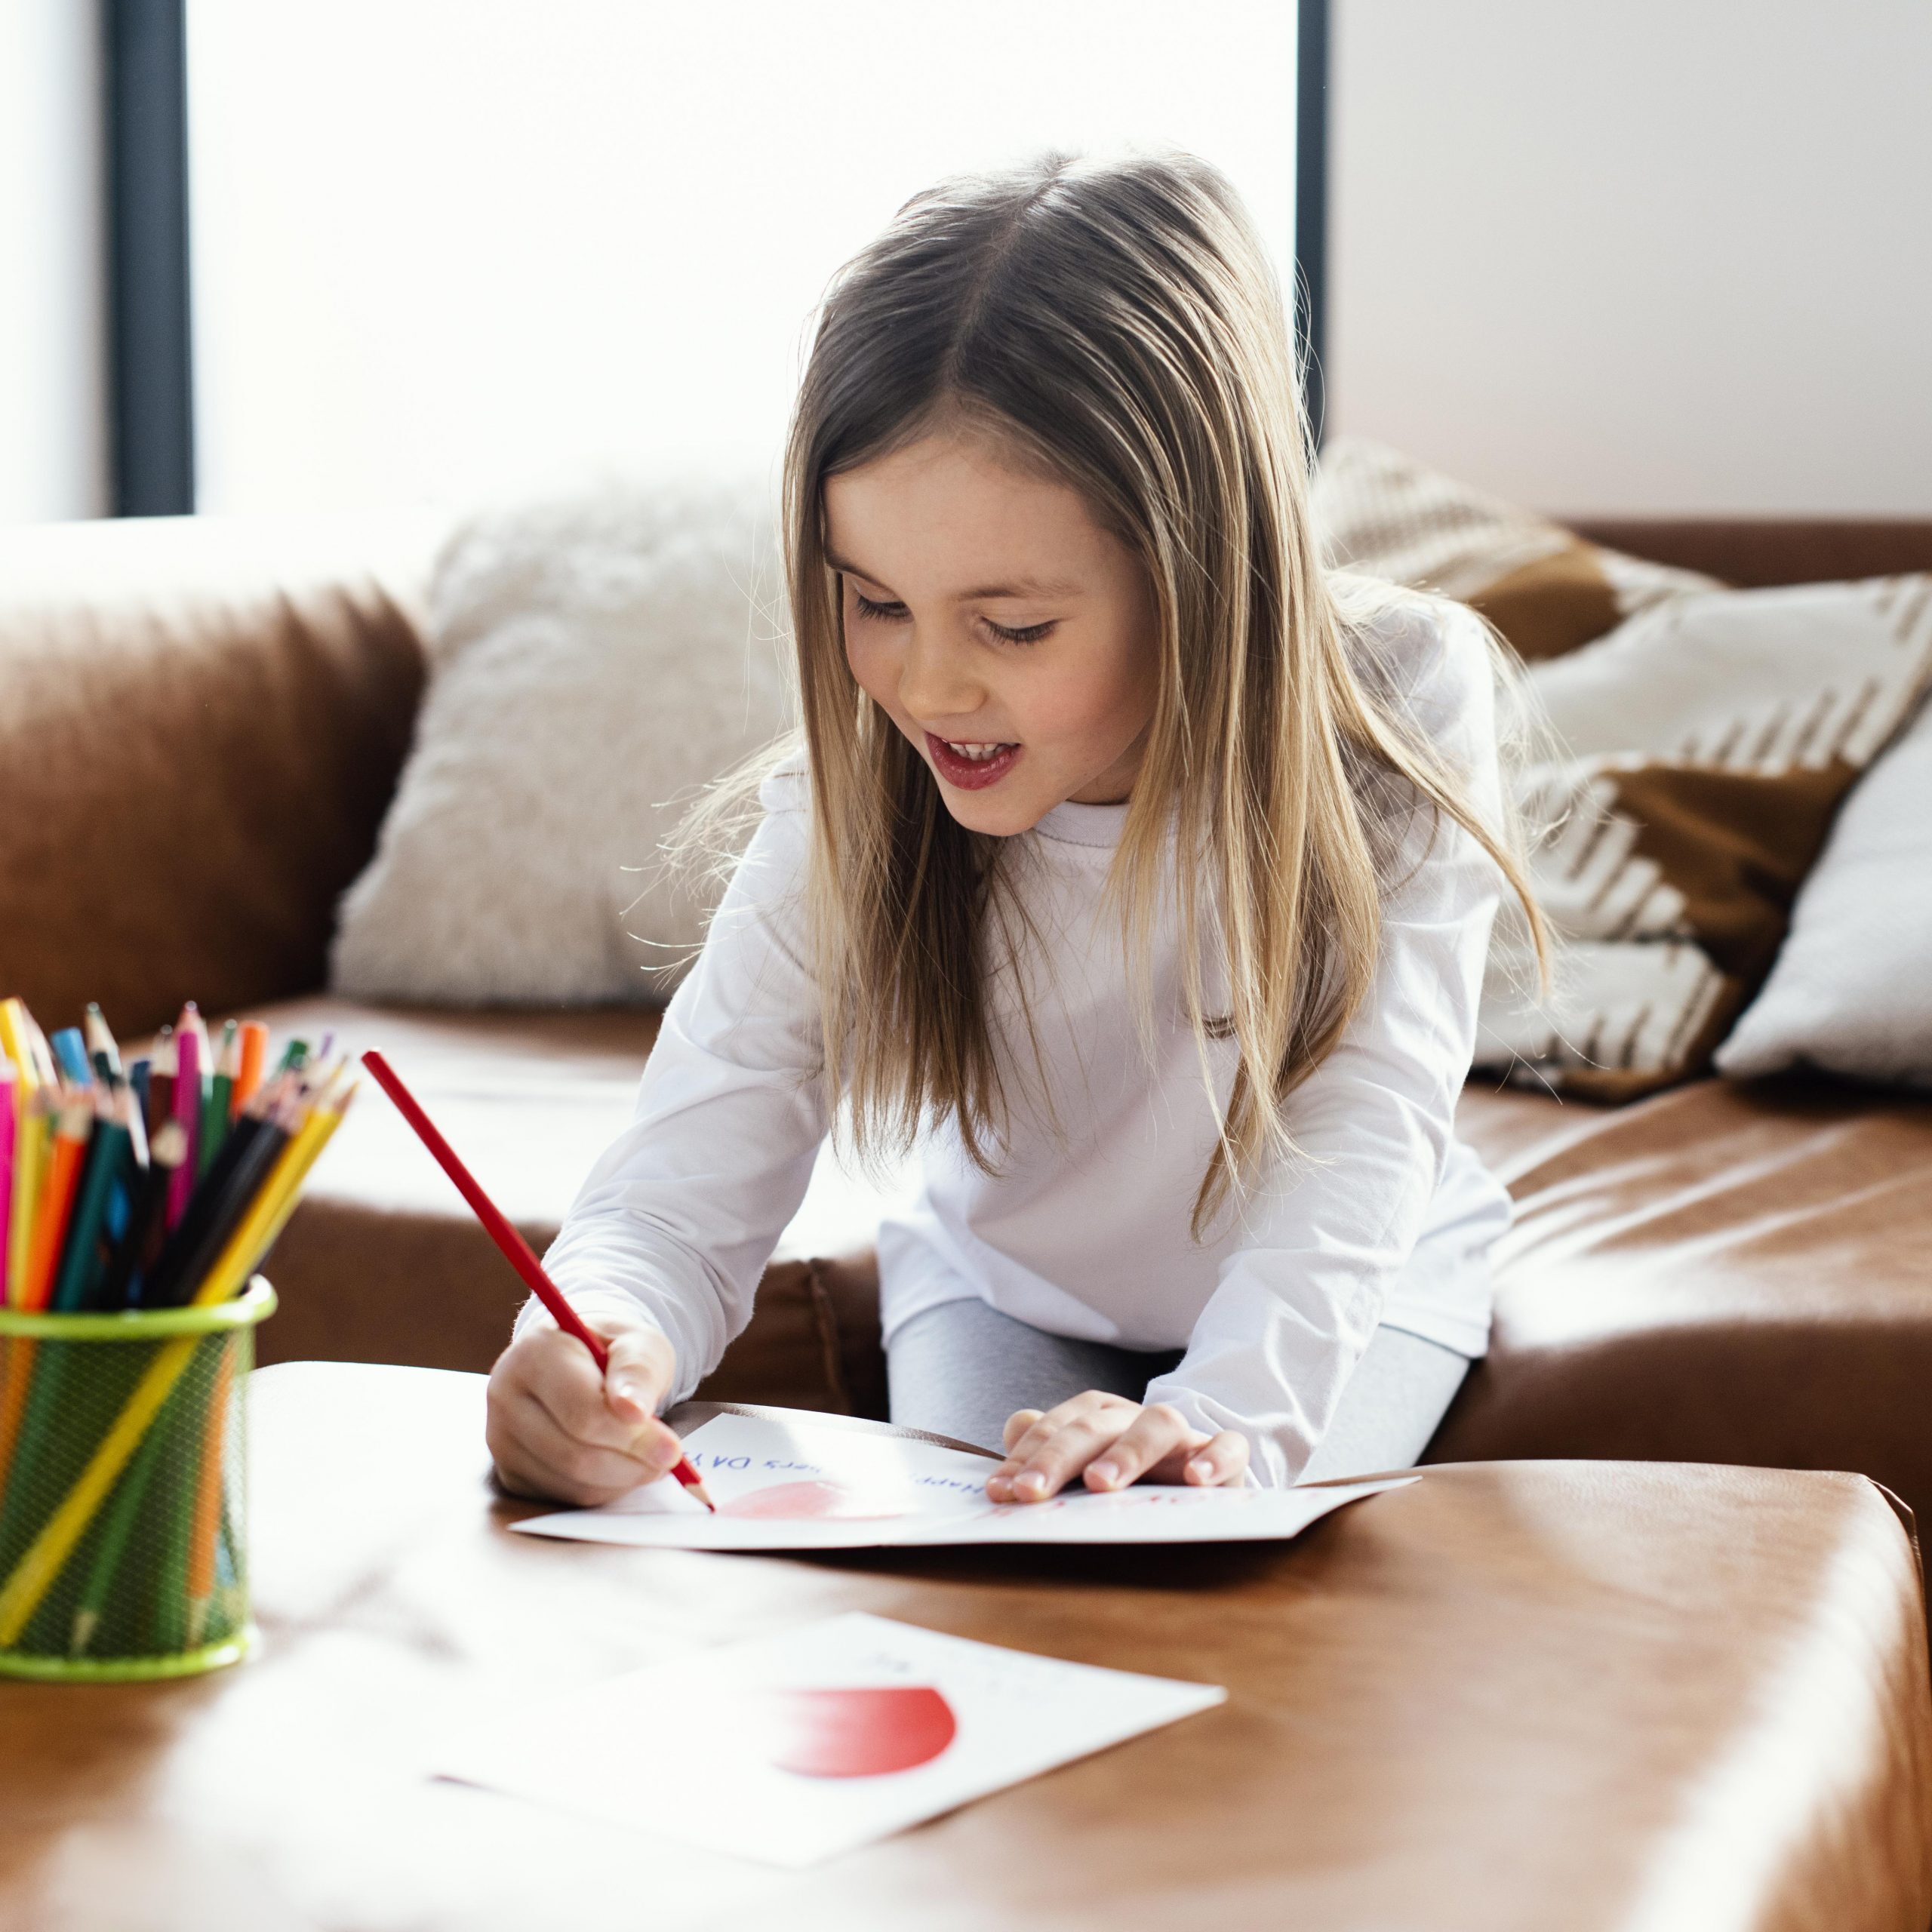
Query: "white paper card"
438 1612 1226 1866
510 1408 1414 1552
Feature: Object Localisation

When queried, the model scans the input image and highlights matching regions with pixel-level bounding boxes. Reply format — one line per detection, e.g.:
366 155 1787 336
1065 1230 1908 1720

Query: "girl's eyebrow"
826 551 1078 601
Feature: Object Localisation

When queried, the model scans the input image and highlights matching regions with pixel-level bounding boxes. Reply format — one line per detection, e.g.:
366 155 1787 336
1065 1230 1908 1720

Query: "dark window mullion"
1295 0 1330 449
105 0 195 517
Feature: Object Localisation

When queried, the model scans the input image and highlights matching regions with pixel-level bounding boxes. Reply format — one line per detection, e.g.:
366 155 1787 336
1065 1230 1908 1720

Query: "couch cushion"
1438 1075 1932 1541
0 515 435 1035
240 995 885 1408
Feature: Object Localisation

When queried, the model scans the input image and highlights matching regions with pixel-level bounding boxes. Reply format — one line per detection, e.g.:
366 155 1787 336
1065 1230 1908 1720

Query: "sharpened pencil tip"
690 1478 718 1513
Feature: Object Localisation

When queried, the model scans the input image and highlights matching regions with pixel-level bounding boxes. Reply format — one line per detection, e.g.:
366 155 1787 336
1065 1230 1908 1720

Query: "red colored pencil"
358 1050 715 1510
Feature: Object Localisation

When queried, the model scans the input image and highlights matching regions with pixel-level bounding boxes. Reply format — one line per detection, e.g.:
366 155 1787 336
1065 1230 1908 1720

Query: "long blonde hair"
748 151 1546 1232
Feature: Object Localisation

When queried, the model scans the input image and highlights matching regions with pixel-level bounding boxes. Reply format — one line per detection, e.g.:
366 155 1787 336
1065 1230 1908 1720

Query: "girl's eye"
985 617 1055 646
851 589 909 623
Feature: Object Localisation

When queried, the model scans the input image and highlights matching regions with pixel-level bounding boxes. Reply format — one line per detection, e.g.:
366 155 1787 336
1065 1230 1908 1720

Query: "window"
187 2 1297 515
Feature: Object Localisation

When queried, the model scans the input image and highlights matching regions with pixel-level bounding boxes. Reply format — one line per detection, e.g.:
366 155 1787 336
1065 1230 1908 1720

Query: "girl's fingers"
1002 1409 1043 1453
1081 1404 1199 1491
1156 1428 1249 1487
1001 1407 1140 1502
602 1324 674 1423
488 1389 668 1505
986 1394 1127 1500
525 1333 666 1455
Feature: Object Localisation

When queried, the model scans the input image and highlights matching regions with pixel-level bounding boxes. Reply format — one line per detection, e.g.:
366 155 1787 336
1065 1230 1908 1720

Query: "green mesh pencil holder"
0 1278 276 1682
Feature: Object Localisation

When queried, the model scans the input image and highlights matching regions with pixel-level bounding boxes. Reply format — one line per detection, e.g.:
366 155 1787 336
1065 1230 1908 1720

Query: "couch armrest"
0 513 438 1034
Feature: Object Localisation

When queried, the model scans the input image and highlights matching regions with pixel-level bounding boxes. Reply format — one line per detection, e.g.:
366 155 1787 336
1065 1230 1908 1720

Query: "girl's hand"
985 1392 1250 1503
486 1303 684 1506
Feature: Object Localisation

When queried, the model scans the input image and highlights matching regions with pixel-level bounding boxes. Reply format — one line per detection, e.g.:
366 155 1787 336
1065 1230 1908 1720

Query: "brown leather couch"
4 509 1930 1569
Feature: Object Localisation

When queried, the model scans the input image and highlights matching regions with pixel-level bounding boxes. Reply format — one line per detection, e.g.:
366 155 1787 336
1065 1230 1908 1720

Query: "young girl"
485 152 1543 1507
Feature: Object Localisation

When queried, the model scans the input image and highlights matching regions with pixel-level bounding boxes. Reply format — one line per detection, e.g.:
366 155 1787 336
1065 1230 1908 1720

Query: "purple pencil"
168 1012 202 1229
0 1055 16 1307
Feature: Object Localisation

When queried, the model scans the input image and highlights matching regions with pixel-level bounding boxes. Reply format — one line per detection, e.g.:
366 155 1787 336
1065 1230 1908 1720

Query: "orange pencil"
232 1022 269 1119
183 1346 236 1647
22 1093 94 1312
0 1335 32 1502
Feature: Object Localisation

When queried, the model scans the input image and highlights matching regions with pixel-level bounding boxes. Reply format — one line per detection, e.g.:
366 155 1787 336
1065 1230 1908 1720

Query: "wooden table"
3 1362 1930 1931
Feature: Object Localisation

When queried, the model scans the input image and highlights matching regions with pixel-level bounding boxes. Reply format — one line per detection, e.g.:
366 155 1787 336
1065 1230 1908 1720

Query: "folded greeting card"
509 1406 1413 1552
438 1612 1226 1866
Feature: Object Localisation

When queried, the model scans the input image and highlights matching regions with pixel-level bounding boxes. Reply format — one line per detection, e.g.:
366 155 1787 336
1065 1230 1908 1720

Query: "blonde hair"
729 152 1546 1232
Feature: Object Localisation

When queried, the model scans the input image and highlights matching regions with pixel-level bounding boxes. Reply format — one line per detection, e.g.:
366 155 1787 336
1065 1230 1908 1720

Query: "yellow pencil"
191 1078 354 1309
0 1002 41 1307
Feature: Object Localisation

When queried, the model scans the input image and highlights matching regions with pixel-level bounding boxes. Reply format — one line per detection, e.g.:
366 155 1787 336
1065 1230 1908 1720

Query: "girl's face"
826 430 1160 837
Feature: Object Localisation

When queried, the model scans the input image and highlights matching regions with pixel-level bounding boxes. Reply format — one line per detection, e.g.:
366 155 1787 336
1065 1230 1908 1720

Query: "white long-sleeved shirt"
536 598 1509 1487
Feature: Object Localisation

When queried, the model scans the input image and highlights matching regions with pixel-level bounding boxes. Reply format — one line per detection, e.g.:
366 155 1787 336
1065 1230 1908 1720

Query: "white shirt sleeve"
524 779 829 1403
1142 608 1506 1487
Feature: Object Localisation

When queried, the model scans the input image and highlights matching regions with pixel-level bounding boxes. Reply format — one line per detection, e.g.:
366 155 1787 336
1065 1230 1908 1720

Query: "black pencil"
140 1098 297 1308
102 1119 186 1311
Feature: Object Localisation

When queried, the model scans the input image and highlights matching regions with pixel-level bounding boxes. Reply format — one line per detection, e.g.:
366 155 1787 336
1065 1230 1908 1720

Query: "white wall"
1328 1 1932 515
0 0 108 524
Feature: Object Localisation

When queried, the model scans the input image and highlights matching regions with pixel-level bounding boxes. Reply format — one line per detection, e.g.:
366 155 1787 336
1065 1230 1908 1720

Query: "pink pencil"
168 1020 200 1229
0 1057 16 1307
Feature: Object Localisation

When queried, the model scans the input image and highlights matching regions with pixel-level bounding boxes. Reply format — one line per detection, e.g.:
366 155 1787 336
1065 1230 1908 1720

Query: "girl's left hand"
986 1392 1250 1502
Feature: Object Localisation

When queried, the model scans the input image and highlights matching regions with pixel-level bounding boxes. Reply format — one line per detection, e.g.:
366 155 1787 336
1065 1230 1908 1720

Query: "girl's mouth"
926 733 1021 791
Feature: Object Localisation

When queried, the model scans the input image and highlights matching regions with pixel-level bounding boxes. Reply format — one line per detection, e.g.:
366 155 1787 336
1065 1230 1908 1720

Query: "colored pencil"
146 1026 176 1144
22 1094 94 1313
191 1076 354 1311
0 1057 15 1309
84 1004 122 1084
358 1049 715 1511
204 1020 239 1176
49 1086 135 1312
184 1346 237 1647
0 1003 32 1084
0 1335 31 1506
0 1004 40 1306
102 1119 186 1310
232 1022 269 1118
168 1020 201 1230
141 1100 293 1309
49 1029 93 1088
68 1390 172 1657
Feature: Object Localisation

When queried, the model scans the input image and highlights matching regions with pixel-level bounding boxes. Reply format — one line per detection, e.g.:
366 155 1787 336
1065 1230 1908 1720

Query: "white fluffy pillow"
1717 691 1932 1088
330 476 788 1005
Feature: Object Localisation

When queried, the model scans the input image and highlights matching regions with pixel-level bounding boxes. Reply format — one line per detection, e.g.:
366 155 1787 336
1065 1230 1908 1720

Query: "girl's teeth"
946 741 1010 761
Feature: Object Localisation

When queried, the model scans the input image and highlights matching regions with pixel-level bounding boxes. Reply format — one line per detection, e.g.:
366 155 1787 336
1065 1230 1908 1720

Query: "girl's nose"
897 624 984 724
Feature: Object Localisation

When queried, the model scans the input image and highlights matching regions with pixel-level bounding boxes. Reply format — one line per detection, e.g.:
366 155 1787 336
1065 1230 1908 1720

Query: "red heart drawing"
768 1685 958 1778
721 1480 906 1521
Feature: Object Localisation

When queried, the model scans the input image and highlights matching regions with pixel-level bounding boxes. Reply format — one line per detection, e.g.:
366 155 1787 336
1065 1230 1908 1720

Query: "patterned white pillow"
1314 437 1714 661
1717 687 1932 1088
1478 577 1932 1097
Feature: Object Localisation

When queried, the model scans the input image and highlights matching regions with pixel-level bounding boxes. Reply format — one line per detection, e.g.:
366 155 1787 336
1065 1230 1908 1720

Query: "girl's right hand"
485 1303 685 1505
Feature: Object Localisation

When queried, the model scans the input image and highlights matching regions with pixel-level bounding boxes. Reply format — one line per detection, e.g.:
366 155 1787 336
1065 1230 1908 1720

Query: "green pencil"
49 1087 134 1312
202 1020 239 1179
84 1003 123 1085
69 1394 173 1657
152 1364 210 1654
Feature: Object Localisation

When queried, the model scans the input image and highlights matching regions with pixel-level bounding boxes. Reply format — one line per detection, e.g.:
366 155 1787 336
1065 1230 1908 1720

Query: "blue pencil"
49 1029 94 1088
